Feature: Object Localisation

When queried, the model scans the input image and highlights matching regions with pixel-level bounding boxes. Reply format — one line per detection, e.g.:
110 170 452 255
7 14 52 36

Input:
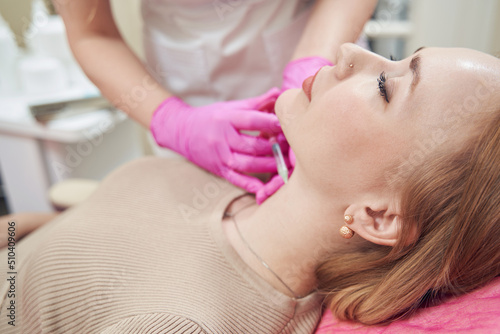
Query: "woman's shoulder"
106 156 202 180
92 157 242 220
99 157 229 195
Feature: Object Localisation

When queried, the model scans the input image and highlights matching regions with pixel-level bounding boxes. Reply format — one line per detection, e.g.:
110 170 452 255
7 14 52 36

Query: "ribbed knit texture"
0 157 321 333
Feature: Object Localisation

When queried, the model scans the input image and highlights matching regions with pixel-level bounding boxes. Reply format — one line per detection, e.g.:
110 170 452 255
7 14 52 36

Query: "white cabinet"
0 91 144 213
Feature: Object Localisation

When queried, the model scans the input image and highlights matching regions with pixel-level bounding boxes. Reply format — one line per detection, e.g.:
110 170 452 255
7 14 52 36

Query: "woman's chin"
275 88 304 128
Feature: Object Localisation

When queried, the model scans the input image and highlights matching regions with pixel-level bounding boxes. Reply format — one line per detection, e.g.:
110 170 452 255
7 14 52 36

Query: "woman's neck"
222 173 347 298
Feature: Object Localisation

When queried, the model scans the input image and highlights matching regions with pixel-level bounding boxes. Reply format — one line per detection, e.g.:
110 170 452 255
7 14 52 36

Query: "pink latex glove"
256 57 333 204
281 56 333 91
256 148 295 204
150 88 285 193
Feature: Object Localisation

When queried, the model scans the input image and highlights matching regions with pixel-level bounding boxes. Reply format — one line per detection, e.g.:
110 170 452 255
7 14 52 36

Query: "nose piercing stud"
349 63 354 68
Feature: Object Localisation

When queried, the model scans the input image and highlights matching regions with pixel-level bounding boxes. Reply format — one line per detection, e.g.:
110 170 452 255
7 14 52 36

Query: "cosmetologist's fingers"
245 87 281 110
275 133 290 155
223 169 264 194
289 148 296 168
227 153 277 174
230 111 281 133
227 130 274 156
256 174 284 205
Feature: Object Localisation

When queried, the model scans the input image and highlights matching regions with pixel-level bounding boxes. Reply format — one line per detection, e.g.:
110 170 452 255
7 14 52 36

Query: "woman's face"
276 44 499 198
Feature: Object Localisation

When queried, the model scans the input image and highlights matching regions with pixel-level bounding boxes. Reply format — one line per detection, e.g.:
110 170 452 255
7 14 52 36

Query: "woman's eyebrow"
413 46 426 54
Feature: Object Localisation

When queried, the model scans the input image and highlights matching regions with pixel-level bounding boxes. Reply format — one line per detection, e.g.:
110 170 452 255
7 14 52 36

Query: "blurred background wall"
1 0 498 58
0 0 144 56
407 0 499 56
366 0 499 59
0 0 148 214
109 0 144 60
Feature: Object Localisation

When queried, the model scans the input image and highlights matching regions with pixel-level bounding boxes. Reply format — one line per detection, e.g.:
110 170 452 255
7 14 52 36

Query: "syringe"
270 137 288 184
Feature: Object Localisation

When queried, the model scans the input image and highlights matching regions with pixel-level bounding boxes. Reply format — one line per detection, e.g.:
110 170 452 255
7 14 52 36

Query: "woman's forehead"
416 47 500 74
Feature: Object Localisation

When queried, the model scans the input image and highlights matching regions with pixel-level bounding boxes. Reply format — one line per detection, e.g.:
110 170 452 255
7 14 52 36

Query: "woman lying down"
1 44 499 333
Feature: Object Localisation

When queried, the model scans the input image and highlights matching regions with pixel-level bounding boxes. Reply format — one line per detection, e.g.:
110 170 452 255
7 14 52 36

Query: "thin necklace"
225 197 301 300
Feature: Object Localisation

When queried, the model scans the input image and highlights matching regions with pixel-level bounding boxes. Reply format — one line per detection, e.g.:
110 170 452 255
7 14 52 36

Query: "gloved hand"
255 57 333 204
150 88 285 193
281 56 333 91
256 148 295 204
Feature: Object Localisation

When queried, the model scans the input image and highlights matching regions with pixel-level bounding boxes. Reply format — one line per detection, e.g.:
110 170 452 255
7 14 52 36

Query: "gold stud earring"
349 63 354 68
340 215 355 239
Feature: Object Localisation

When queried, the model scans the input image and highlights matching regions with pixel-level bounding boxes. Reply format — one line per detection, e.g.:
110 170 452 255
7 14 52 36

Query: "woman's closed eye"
378 71 390 103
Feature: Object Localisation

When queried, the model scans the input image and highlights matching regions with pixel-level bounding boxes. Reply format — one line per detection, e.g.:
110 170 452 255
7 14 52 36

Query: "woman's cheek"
323 94 362 136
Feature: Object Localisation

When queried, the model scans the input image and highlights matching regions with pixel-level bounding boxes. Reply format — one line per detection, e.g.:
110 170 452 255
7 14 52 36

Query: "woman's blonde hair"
316 109 500 325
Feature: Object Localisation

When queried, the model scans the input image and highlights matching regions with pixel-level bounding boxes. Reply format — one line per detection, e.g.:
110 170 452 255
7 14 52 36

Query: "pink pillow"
315 277 500 334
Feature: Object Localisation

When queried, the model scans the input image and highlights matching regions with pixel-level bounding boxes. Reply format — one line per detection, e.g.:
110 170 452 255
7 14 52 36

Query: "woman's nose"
337 43 362 67
335 43 361 80
336 43 385 79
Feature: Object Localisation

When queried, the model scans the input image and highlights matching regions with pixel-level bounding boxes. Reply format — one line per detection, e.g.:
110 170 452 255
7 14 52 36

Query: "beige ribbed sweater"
0 158 321 333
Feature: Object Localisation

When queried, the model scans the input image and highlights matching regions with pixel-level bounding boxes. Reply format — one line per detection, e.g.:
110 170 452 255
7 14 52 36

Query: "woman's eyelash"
378 55 397 102
378 72 390 103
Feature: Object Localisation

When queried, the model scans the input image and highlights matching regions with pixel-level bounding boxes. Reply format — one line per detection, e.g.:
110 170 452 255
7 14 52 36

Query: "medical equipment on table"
29 96 114 123
270 137 288 184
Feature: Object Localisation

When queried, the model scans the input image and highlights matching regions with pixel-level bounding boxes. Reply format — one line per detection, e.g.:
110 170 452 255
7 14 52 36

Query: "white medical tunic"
141 0 315 106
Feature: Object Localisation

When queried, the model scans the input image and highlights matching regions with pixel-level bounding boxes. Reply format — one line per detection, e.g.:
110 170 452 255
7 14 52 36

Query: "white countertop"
0 87 127 143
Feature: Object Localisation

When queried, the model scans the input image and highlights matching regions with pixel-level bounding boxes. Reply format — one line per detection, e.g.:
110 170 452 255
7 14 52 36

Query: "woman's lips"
302 69 320 101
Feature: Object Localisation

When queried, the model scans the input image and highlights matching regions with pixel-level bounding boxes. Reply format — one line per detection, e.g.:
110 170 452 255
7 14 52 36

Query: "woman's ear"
346 200 401 246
